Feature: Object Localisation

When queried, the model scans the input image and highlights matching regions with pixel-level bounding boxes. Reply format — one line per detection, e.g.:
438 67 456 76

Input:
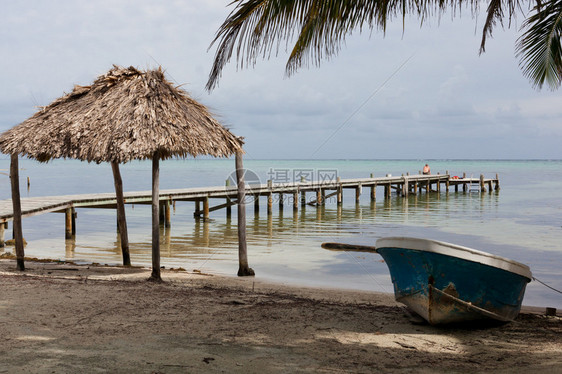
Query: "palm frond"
206 0 428 90
205 0 537 91
516 0 562 90
480 0 531 53
480 0 505 53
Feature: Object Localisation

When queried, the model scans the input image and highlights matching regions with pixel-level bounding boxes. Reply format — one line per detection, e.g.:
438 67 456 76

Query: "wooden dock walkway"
0 173 499 245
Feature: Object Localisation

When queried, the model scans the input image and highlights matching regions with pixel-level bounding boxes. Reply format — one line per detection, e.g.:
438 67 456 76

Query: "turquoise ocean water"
1 158 561 309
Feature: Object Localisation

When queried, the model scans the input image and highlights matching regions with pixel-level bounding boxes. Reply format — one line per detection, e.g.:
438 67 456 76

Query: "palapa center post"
235 151 254 277
9 154 25 271
150 151 161 281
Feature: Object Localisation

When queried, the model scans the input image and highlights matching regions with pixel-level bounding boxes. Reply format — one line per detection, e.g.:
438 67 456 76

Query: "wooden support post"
480 174 486 192
267 180 273 215
402 177 409 197
195 200 201 217
337 177 342 205
235 151 254 276
159 202 165 224
203 196 210 220
495 173 501 190
72 210 76 236
293 191 298 210
65 207 73 239
356 183 362 203
111 161 130 266
369 173 376 201
279 193 284 209
150 151 161 281
300 176 307 205
316 189 323 206
0 222 5 248
165 200 171 228
254 194 260 213
10 154 24 270
225 179 232 216
384 184 390 199
462 172 467 193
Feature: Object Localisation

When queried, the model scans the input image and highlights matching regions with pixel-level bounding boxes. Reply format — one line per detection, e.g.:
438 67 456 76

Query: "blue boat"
375 237 533 325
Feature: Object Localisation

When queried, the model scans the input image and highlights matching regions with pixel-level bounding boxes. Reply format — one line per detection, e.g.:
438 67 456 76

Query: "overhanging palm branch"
480 0 525 53
206 0 550 90
206 0 389 90
516 0 562 90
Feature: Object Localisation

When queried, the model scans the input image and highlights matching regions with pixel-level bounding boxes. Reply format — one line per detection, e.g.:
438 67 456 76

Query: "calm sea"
1 158 561 309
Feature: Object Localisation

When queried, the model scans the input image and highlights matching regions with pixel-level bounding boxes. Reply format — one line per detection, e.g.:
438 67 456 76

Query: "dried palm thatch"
0 65 243 162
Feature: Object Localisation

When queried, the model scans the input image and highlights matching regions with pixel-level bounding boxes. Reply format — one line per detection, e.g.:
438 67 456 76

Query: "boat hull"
375 237 532 325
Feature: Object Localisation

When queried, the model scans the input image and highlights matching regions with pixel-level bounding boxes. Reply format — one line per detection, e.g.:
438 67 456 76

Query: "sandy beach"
1 257 561 374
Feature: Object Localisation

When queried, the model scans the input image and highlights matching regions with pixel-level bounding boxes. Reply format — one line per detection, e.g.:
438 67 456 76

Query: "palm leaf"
205 0 542 90
206 0 425 90
517 0 562 90
480 0 525 53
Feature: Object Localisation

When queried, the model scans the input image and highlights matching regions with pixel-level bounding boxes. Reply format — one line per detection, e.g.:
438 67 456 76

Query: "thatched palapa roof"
0 65 243 162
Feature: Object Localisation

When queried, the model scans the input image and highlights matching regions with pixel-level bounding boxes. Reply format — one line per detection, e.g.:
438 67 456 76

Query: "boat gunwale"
375 236 533 280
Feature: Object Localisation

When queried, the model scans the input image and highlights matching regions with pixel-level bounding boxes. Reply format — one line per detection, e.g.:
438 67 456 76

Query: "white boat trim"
375 237 533 280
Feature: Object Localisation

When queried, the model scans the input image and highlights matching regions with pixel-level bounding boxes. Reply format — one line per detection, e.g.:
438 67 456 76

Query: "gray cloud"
1 1 561 159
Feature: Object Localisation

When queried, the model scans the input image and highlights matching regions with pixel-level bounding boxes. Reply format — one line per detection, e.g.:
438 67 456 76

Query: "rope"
533 277 562 294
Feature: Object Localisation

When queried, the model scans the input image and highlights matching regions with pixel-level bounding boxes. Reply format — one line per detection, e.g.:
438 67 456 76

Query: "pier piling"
337 177 343 205
203 196 210 221
0 222 5 248
0 171 500 253
235 151 253 276
65 208 74 239
225 179 232 216
165 200 171 228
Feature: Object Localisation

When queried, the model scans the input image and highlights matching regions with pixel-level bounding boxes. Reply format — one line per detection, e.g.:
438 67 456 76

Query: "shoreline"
1 252 558 315
1 258 561 373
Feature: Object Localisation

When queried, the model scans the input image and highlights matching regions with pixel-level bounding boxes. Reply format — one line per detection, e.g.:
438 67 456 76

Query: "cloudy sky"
1 1 561 160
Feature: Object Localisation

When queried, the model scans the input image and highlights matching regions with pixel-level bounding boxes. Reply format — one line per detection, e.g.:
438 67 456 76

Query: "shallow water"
1 158 561 309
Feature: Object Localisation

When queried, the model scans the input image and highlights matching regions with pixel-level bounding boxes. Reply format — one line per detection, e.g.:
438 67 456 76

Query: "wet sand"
1 258 561 373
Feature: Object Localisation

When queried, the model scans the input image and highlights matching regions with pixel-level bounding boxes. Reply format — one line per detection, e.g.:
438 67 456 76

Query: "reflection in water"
15 191 540 296
65 238 76 259
62 192 504 267
4 159 560 308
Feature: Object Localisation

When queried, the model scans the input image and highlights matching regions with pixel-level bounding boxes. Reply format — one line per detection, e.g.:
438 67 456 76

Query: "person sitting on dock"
423 164 430 175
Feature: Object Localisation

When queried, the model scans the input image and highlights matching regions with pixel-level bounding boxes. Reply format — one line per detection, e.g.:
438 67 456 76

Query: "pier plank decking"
0 174 498 229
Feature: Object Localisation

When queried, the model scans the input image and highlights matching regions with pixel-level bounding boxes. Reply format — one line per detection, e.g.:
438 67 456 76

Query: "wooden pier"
0 173 499 246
